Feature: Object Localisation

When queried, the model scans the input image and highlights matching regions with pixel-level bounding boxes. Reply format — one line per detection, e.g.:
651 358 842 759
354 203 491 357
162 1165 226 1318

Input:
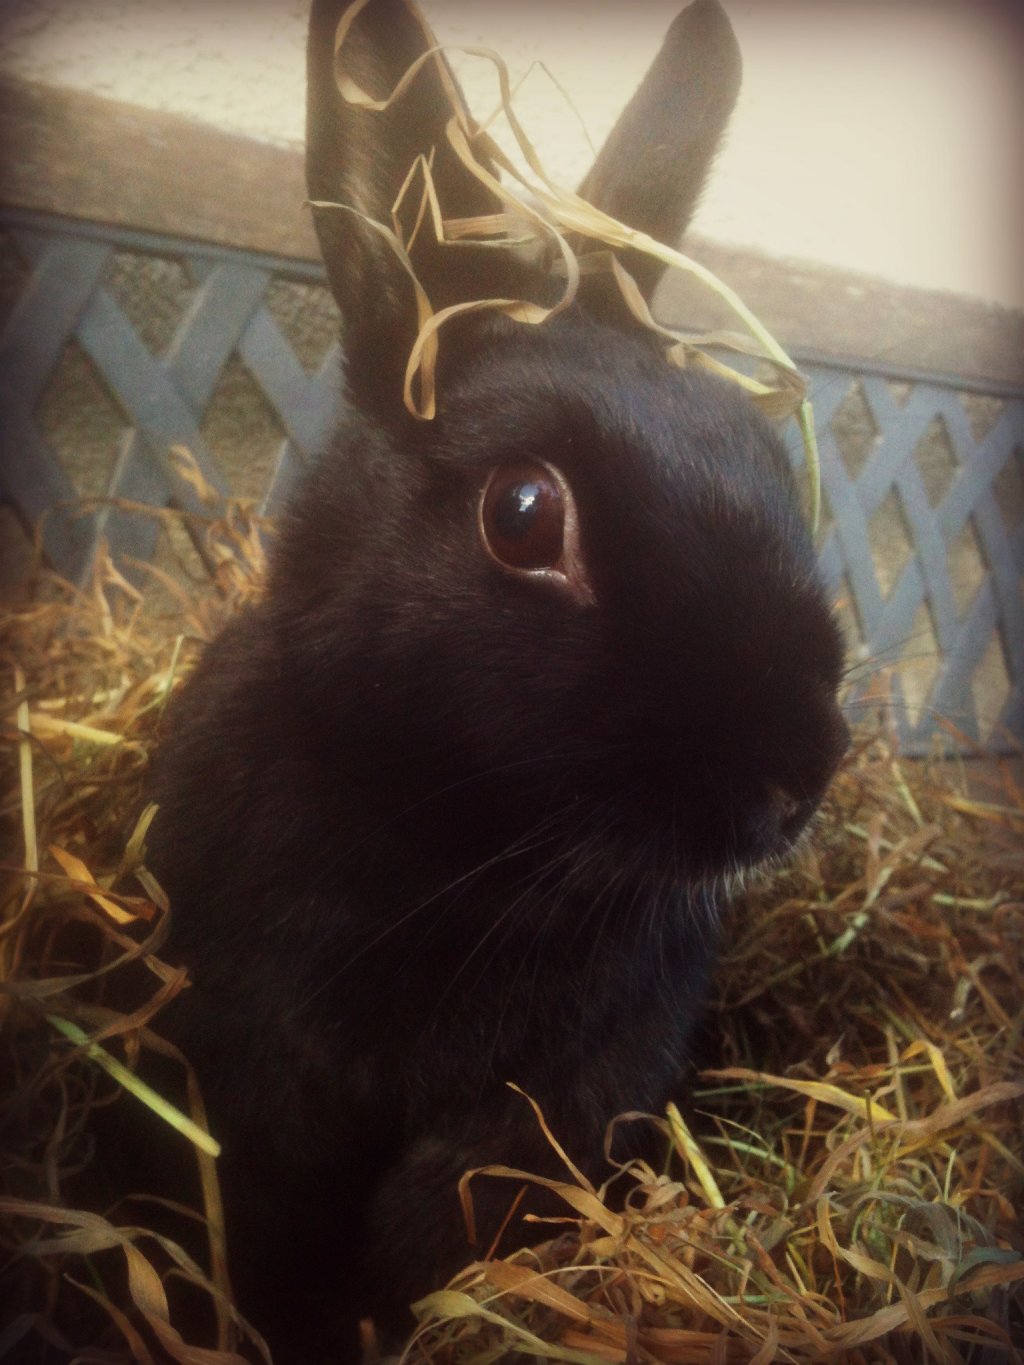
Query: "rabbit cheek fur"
142 0 849 1358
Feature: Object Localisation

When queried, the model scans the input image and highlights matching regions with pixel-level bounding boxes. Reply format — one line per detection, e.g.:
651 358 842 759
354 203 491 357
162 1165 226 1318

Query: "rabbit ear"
306 0 512 411
577 0 741 304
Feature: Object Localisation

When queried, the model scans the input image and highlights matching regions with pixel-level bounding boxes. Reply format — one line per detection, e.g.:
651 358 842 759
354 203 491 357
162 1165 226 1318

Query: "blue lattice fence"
809 362 1023 755
1 208 1022 753
0 210 339 586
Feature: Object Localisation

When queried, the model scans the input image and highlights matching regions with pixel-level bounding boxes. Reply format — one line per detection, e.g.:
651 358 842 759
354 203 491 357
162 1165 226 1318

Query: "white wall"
1 0 1021 308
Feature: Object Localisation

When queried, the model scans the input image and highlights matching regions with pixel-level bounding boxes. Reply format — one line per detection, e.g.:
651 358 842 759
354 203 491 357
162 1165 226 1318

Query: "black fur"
144 3 848 1359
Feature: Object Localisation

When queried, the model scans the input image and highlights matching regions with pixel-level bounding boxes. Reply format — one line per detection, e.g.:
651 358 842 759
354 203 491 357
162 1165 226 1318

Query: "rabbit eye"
480 463 566 571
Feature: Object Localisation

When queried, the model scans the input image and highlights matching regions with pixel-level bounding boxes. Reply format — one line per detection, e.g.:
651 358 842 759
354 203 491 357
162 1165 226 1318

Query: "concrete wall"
1 0 1021 310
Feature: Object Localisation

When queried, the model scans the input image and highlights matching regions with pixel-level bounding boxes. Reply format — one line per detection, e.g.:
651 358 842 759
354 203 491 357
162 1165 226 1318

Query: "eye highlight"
477 459 595 606
480 463 565 570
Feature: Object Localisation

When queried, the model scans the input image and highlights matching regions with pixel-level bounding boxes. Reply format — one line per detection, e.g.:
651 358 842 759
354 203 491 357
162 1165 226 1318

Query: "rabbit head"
272 0 849 908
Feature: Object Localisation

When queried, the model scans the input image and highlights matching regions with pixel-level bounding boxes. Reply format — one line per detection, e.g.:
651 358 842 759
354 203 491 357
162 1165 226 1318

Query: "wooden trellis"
807 362 1023 753
1 210 339 585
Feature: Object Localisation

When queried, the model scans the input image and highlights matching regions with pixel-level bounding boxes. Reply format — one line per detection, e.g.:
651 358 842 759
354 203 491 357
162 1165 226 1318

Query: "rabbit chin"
601 792 822 898
458 762 835 923
555 727 848 900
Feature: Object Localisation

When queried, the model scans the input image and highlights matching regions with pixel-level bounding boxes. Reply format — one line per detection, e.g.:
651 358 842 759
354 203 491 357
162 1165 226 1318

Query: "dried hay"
1 477 1022 1363
2 492 269 1362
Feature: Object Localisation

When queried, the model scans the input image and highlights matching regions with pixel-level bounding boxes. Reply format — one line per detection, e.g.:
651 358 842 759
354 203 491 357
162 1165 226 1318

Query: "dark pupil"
481 464 566 571
495 481 544 542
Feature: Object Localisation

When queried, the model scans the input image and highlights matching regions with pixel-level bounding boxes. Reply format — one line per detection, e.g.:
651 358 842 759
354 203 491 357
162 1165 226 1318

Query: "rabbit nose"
740 783 812 859
766 783 801 833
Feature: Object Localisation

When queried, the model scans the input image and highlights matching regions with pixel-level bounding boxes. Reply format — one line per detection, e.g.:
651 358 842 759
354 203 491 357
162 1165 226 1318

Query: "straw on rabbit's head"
280 0 848 904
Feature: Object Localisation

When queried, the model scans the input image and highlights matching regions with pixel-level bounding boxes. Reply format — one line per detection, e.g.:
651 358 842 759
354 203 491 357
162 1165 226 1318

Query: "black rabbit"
144 0 849 1359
